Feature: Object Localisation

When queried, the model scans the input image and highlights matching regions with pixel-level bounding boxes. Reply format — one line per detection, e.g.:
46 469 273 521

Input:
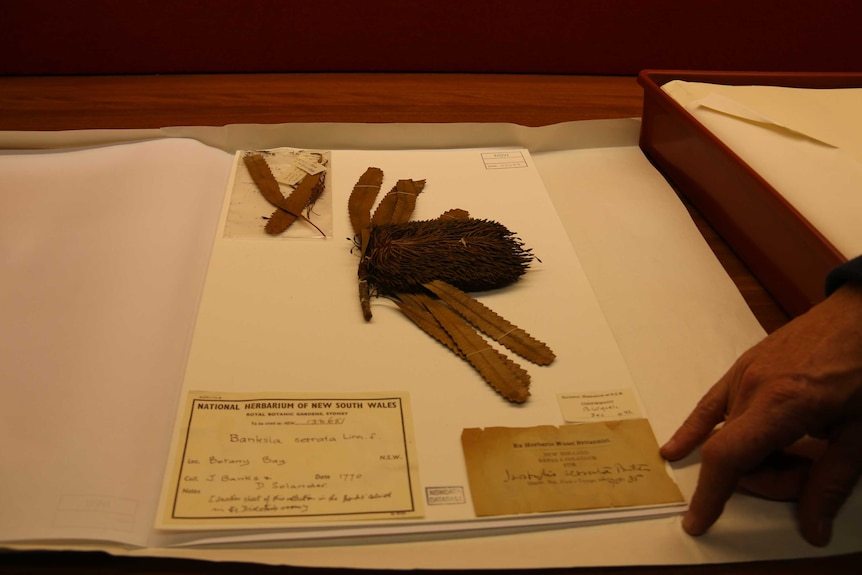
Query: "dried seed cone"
364 218 532 294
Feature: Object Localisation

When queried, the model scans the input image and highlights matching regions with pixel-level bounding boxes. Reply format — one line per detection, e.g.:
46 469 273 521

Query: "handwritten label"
291 151 326 176
557 388 643 422
159 391 423 527
461 419 683 517
271 151 325 187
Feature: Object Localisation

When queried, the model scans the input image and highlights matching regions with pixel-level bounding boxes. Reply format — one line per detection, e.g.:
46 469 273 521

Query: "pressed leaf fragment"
388 179 426 224
371 179 426 227
425 280 555 365
394 293 460 356
243 153 285 209
348 167 384 247
439 208 470 221
264 172 325 235
418 294 530 404
243 152 326 236
399 292 532 401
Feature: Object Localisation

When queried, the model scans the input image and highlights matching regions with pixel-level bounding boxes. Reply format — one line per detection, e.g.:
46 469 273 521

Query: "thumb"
797 419 862 546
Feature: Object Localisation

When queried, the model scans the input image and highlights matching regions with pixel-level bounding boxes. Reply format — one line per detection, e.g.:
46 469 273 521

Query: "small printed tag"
425 486 466 506
557 388 643 422
480 151 528 169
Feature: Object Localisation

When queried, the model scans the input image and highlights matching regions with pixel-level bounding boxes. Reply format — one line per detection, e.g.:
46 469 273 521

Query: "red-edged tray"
638 69 861 316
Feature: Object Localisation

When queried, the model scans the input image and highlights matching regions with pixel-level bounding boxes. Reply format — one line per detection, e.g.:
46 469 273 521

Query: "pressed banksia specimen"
348 167 554 403
364 218 532 295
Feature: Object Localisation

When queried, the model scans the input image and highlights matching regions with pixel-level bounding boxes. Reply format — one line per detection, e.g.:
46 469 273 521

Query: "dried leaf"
439 208 470 221
348 167 384 248
371 179 426 227
243 153 326 236
265 172 324 235
397 293 532 393
415 293 530 403
243 153 285 209
425 280 555 365
389 179 425 224
395 293 460 356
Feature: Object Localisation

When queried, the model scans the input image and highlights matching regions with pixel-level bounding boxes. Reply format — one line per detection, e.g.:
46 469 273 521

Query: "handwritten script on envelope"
461 419 684 516
158 391 423 528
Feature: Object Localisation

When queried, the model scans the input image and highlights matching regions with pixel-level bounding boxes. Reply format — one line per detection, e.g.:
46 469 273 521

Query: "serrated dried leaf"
348 167 384 248
395 293 460 355
425 280 555 365
438 208 470 221
265 172 324 235
389 179 425 224
416 293 530 403
371 179 426 227
397 293 534 392
243 153 286 209
243 153 326 236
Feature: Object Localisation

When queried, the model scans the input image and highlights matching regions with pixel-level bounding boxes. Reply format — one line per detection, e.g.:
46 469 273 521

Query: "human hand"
660 282 862 546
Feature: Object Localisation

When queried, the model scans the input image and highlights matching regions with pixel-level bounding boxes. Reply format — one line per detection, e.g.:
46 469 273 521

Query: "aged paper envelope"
461 419 684 516
158 391 423 528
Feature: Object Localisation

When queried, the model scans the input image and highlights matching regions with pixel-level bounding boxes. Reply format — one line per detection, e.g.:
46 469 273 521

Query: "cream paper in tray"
662 81 862 260
158 145 685 542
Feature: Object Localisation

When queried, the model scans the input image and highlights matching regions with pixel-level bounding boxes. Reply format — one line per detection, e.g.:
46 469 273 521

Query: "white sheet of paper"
662 81 862 260
0 139 234 546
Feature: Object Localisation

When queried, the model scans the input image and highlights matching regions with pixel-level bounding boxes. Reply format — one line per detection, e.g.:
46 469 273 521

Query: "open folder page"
0 139 234 547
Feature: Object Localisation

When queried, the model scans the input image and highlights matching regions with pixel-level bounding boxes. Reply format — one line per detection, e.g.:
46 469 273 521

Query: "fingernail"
682 513 697 534
660 437 676 454
814 520 832 546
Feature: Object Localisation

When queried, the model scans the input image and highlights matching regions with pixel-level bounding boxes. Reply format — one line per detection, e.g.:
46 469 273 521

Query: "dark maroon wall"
4 0 861 75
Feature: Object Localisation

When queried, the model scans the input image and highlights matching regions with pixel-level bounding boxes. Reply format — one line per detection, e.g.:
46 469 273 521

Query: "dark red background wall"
3 0 861 75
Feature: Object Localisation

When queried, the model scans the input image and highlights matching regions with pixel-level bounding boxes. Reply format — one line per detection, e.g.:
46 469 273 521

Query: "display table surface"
2 73 852 574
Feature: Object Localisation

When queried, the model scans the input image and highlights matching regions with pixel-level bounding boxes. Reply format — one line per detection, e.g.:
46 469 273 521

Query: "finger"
661 376 729 461
682 411 805 535
681 428 743 535
797 420 862 546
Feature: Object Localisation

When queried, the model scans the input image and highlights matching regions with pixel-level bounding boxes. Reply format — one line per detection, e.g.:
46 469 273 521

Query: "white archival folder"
1 120 860 568
158 145 682 544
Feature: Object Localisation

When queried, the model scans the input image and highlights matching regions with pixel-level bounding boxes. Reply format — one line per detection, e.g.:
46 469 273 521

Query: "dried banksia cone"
363 218 532 295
